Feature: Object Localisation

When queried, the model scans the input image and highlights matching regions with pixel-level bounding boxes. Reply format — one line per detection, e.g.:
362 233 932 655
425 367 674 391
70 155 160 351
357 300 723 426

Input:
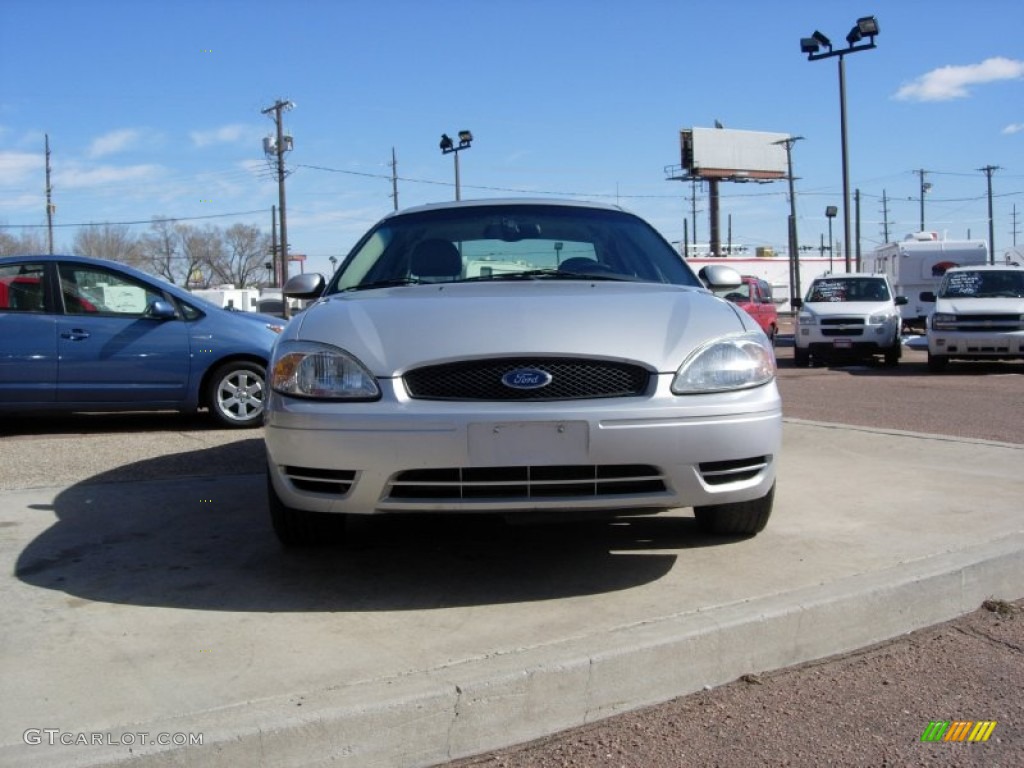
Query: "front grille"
283 466 356 495
386 464 666 501
698 456 769 486
948 314 1022 332
820 317 866 337
403 357 651 401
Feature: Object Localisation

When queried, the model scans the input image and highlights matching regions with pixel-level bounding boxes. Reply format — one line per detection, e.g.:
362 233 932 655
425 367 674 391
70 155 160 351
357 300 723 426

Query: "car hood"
935 297 1024 314
801 301 894 317
286 282 752 374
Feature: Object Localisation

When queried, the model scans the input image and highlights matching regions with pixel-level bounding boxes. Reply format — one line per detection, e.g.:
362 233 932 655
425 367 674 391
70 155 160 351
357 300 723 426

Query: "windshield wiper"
343 277 422 292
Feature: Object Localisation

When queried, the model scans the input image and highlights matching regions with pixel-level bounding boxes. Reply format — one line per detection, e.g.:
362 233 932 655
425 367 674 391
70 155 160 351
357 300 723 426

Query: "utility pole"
691 178 700 250
854 188 862 270
389 147 399 211
262 99 295 317
45 134 55 255
270 205 278 287
880 189 891 243
774 136 804 305
979 165 999 264
915 169 931 231
1011 204 1020 248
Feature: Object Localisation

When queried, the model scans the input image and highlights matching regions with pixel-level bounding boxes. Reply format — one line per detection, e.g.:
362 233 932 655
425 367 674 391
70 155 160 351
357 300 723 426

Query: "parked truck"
863 233 988 329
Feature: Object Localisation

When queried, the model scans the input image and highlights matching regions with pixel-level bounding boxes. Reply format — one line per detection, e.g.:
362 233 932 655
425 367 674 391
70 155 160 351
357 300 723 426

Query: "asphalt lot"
0 332 1021 767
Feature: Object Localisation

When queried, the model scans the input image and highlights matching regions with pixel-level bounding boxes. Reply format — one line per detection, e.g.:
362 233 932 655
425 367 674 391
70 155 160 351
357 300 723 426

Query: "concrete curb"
15 532 1023 768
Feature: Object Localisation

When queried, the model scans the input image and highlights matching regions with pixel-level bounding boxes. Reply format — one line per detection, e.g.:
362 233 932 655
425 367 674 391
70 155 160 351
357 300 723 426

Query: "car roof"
377 197 628 221
943 264 1023 272
810 272 889 280
0 253 189 296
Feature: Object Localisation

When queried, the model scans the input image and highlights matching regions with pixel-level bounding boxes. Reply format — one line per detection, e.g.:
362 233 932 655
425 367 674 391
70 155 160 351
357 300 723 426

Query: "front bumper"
927 329 1024 360
265 376 782 517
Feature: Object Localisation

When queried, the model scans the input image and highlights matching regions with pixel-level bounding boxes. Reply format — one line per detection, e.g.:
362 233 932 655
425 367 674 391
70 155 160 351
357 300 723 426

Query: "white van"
792 273 907 367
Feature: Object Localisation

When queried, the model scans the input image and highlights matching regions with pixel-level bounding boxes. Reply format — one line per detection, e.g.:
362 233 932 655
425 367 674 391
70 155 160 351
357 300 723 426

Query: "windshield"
806 277 890 303
938 270 1024 298
326 203 700 293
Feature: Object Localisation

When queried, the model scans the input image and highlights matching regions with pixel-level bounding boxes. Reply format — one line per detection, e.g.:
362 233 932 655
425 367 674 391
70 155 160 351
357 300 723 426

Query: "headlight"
797 312 816 326
931 312 957 331
867 311 895 325
671 332 776 394
271 341 380 400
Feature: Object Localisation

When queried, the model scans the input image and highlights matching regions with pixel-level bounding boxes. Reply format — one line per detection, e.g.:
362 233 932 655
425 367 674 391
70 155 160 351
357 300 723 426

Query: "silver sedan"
265 200 781 546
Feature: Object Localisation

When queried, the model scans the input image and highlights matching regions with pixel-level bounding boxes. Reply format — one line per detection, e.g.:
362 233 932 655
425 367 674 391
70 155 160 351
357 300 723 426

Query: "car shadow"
12 441 743 613
0 410 222 436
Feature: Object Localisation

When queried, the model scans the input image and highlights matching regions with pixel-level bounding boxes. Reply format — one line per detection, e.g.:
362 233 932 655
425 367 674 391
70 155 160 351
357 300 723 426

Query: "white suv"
792 273 907 367
920 264 1024 372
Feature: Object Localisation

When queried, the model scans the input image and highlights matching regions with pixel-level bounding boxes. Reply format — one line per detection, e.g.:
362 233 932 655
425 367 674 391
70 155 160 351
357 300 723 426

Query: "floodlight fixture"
856 16 879 37
813 30 831 48
439 129 474 200
825 205 838 218
800 37 820 54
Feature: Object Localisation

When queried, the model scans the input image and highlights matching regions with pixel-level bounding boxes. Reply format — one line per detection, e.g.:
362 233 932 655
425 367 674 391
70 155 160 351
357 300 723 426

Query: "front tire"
927 353 948 373
207 361 266 428
694 483 774 536
883 344 901 367
267 469 345 547
793 346 810 368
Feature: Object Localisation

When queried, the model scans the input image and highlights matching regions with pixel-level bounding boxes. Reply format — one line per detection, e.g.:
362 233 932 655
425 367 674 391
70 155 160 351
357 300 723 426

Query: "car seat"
410 239 462 281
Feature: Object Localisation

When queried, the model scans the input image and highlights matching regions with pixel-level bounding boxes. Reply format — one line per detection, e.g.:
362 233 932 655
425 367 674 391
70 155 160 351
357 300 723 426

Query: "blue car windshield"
327 204 700 293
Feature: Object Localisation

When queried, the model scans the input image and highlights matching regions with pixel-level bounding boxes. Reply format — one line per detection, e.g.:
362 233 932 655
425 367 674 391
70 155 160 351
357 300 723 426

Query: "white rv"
863 233 988 327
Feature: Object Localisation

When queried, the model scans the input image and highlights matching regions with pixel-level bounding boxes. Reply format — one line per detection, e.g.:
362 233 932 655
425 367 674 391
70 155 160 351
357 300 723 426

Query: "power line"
0 208 268 229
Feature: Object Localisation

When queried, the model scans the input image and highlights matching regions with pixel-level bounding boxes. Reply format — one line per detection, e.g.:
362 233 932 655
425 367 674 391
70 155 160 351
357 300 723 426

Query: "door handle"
61 329 90 341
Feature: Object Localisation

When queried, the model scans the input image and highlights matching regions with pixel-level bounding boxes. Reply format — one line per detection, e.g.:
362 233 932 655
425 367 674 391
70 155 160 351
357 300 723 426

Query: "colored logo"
501 368 552 390
920 721 997 742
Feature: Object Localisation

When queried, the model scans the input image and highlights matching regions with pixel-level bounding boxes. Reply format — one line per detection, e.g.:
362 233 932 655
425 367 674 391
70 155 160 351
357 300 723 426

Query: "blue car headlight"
271 341 380 400
672 332 776 394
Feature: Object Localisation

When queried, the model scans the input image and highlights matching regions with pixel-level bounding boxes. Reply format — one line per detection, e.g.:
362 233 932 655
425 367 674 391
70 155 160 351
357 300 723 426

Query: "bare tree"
211 223 269 287
72 222 142 265
0 229 50 256
179 224 225 289
140 217 181 284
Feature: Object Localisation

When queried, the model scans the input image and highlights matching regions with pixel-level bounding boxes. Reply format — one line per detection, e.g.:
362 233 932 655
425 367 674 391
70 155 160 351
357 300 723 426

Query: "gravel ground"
444 599 1023 768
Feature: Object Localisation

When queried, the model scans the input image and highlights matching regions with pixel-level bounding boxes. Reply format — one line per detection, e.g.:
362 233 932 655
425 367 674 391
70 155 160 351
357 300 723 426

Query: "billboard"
680 128 789 180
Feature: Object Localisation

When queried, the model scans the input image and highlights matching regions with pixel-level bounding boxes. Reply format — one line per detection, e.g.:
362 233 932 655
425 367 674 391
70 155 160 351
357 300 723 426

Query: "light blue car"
0 254 284 427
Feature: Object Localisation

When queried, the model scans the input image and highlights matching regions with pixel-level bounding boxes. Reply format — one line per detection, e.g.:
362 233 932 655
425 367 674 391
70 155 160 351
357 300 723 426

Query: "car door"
0 261 58 404
55 262 191 404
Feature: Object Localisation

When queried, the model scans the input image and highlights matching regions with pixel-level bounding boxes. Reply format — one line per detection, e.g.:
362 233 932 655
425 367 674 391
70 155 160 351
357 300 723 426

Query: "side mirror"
894 295 909 306
791 298 803 309
284 273 326 300
145 299 177 320
919 291 936 303
697 265 742 290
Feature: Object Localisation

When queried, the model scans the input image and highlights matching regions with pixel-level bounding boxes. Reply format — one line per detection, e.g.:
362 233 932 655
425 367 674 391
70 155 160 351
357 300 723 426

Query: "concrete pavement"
1 421 1022 767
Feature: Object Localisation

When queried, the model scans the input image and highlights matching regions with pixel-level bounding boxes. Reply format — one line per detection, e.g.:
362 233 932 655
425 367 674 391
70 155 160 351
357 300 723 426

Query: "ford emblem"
501 368 552 390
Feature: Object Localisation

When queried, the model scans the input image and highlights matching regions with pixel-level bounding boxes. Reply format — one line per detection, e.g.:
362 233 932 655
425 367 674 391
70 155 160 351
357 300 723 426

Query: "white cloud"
55 163 162 189
0 150 42 184
88 128 142 158
894 57 1024 101
190 124 257 148
1003 123 1024 135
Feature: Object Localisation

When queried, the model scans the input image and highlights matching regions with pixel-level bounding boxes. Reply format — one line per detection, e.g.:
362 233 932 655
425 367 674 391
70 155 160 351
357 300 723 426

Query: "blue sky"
1 0 1022 275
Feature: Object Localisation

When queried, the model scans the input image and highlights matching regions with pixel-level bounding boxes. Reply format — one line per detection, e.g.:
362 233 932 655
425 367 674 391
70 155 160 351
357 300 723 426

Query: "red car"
712 275 779 344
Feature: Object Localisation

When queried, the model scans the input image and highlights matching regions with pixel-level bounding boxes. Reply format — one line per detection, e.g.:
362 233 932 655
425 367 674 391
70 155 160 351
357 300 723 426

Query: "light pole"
801 16 879 272
825 205 838 271
774 136 804 306
440 130 473 201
